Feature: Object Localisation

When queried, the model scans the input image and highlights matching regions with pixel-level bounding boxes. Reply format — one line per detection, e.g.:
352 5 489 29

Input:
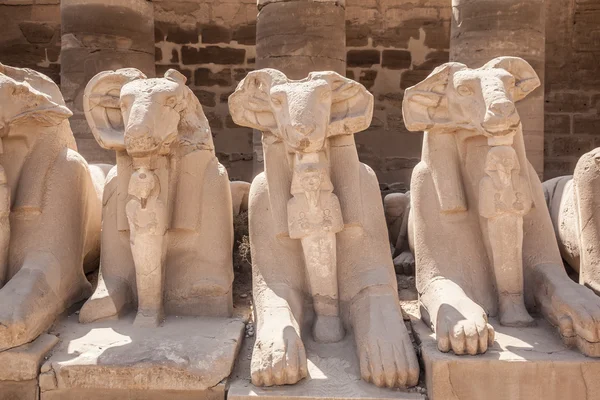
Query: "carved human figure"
287 152 344 342
543 147 600 294
229 69 419 388
0 64 107 350
479 145 534 327
79 68 234 326
403 56 600 357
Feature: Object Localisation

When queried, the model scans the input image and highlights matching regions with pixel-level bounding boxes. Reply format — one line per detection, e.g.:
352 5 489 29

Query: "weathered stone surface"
257 1 346 70
230 69 419 388
40 314 245 395
0 379 38 400
347 50 380 67
182 46 245 65
229 335 424 400
404 57 600 358
80 68 234 324
0 334 58 381
451 0 545 177
0 64 107 352
258 0 345 11
42 388 223 400
381 50 411 70
413 317 600 400
60 0 156 164
194 67 232 86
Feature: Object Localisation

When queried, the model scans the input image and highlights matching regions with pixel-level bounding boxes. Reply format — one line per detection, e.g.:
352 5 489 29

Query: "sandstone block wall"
544 0 600 179
154 0 256 181
1 0 600 183
0 0 61 83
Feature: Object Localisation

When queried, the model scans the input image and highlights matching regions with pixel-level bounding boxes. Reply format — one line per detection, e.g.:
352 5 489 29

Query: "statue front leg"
487 215 534 327
301 232 344 343
0 165 9 288
126 167 168 327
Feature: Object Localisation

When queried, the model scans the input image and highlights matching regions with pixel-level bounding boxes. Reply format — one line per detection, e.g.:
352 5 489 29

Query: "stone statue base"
229 335 425 400
0 334 58 400
39 314 245 400
412 316 600 400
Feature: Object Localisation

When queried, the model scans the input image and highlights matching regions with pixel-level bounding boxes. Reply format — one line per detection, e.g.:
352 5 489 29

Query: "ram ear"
402 62 466 132
228 69 287 133
310 71 374 136
484 56 540 102
0 64 73 126
83 68 146 151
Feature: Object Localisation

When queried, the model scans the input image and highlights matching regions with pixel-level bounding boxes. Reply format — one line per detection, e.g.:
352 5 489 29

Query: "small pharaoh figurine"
287 152 345 343
479 136 535 327
125 159 169 327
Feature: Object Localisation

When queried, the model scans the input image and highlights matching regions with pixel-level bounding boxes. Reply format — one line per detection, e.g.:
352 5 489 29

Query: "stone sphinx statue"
403 56 600 357
0 64 107 350
79 68 234 326
229 69 419 388
543 148 600 294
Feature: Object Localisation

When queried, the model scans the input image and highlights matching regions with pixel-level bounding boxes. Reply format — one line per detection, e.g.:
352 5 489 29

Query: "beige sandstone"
450 0 546 177
40 314 245 400
0 334 58 400
0 64 107 352
229 333 425 400
543 147 600 293
403 56 600 357
413 315 600 400
229 69 419 388
231 181 251 216
79 68 234 326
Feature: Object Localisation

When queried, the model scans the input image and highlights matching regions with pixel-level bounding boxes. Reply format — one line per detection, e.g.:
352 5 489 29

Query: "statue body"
403 57 600 357
80 68 234 326
0 64 107 350
229 69 419 388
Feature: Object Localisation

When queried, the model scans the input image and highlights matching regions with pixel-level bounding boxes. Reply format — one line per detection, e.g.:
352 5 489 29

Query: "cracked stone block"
40 314 245 400
413 317 600 400
228 335 425 400
0 334 58 400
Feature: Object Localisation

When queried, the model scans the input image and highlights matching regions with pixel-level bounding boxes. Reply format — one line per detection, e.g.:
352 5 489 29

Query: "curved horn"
228 68 287 132
483 57 540 102
309 71 374 136
83 68 146 151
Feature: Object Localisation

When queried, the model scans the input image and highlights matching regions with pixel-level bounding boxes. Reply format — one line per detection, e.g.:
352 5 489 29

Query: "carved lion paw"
436 302 495 355
353 293 419 388
251 324 308 386
548 281 600 357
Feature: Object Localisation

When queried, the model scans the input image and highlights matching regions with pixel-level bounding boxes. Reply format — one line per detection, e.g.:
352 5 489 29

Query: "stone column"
60 0 155 164
450 0 545 177
252 0 346 175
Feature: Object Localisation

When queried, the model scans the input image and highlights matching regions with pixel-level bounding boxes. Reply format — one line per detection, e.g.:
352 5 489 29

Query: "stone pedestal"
39 314 245 400
228 335 425 400
450 0 545 178
60 0 155 164
413 317 600 400
0 334 58 400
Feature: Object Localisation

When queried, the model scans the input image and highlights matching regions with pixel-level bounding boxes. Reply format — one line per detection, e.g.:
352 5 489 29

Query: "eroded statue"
0 64 107 350
229 69 419 388
544 148 600 294
79 68 234 326
403 56 600 357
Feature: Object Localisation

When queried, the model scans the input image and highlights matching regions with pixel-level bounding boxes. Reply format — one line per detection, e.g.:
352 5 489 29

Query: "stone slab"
228 334 425 400
40 314 245 399
0 379 38 400
0 334 58 381
413 317 600 400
